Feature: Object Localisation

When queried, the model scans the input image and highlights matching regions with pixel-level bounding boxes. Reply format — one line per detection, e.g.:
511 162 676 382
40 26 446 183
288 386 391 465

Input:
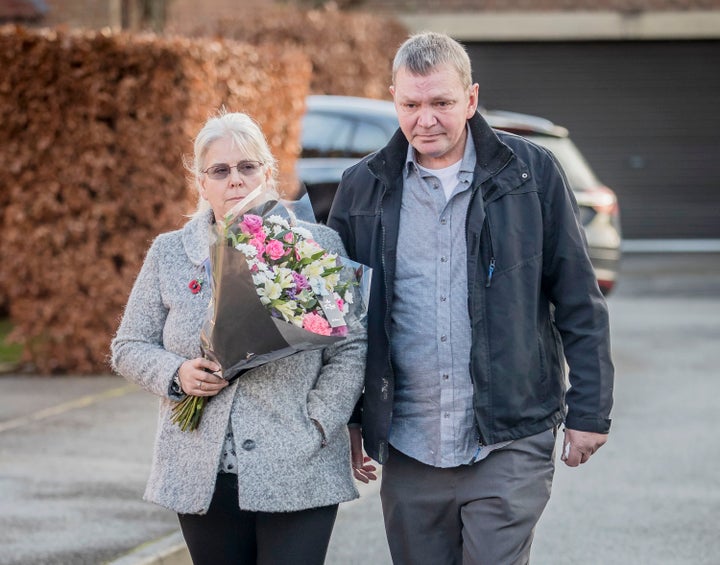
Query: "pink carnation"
331 325 348 337
303 312 332 336
265 239 286 261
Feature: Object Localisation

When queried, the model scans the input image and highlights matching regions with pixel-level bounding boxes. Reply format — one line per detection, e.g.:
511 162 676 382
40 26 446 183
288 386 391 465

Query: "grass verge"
0 318 23 364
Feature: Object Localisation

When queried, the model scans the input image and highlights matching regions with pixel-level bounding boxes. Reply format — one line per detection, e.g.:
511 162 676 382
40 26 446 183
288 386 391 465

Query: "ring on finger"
197 380 203 390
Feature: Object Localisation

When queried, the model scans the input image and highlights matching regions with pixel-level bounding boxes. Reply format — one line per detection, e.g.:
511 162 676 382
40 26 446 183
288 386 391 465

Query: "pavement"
0 374 389 565
2 251 720 564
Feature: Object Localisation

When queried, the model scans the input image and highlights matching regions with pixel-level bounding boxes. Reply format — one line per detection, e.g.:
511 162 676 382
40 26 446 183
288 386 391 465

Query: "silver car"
298 95 622 294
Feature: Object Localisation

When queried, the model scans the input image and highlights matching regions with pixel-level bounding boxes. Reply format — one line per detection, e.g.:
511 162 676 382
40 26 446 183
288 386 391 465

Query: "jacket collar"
181 208 214 266
467 111 514 185
368 112 521 201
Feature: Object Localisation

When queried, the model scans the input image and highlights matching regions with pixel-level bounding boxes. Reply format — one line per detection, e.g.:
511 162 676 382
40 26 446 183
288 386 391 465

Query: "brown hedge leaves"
189 4 408 100
0 25 311 373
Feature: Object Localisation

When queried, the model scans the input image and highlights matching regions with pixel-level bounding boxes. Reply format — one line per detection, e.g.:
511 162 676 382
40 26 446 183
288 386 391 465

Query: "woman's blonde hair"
187 110 278 218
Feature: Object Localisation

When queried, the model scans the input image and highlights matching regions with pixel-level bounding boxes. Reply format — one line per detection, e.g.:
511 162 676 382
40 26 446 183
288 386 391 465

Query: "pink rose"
250 238 265 257
265 239 286 261
303 312 332 336
283 232 295 243
240 214 263 235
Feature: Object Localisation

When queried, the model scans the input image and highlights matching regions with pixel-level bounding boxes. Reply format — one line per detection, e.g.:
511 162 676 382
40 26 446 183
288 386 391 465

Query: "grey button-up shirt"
389 131 510 468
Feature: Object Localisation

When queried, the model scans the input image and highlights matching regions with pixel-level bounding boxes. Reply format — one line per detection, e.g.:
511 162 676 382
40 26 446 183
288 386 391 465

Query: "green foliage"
0 318 22 364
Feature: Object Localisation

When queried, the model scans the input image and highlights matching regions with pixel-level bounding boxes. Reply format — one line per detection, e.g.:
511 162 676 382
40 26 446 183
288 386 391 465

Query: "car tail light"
589 186 619 216
597 278 615 295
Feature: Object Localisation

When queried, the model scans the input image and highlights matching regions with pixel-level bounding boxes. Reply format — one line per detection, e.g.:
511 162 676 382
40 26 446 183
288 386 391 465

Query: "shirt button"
444 412 450 418
440 296 447 302
521 172 529 179
440 256 447 263
440 335 447 342
442 374 449 380
441 218 447 225
241 439 256 451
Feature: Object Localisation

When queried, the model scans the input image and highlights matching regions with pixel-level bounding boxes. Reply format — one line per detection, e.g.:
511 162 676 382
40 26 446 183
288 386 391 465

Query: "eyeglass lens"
205 161 263 180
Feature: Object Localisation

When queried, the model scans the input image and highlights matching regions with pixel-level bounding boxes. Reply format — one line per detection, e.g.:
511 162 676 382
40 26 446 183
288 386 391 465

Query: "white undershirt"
416 159 463 200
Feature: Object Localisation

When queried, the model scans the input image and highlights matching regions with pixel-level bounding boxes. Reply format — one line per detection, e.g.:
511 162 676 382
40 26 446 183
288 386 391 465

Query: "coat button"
241 439 256 451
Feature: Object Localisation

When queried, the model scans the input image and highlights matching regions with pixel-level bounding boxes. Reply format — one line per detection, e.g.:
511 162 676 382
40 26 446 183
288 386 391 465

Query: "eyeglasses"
202 160 264 180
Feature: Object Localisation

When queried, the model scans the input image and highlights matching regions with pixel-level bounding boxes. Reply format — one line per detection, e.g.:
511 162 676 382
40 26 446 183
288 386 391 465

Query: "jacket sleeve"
538 148 614 433
327 170 356 258
110 236 186 399
327 171 365 426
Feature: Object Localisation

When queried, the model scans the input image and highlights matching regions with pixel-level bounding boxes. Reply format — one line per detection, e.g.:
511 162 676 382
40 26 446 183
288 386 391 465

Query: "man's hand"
349 426 377 483
561 428 608 467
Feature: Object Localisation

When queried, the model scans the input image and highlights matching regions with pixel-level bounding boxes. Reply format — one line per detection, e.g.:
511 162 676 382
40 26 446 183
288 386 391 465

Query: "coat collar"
181 209 214 266
367 112 521 201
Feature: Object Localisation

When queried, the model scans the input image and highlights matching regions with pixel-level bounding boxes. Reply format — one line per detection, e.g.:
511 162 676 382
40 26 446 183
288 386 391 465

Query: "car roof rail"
481 107 568 138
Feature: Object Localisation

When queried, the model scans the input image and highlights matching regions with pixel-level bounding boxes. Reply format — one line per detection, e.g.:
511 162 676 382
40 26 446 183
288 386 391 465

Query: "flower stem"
171 395 207 431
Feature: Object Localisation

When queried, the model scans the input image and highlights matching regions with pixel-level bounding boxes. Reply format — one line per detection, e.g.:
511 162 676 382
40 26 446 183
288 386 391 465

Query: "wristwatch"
170 368 184 395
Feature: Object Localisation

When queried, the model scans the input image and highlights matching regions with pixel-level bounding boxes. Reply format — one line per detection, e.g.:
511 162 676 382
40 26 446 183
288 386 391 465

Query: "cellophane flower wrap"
171 187 371 431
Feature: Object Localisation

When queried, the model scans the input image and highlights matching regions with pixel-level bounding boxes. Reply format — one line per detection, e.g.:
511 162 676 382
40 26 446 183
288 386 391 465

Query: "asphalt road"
329 252 720 565
1 252 719 565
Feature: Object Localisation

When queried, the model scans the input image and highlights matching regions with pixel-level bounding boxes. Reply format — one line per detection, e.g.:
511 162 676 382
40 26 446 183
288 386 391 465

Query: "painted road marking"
0 384 137 433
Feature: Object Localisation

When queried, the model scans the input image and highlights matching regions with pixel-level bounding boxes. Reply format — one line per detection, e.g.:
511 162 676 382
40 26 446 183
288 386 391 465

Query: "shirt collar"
404 124 477 181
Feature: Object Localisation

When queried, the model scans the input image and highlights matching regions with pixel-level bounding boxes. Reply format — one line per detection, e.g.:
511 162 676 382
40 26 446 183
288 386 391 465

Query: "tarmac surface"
2 251 720 564
0 374 390 565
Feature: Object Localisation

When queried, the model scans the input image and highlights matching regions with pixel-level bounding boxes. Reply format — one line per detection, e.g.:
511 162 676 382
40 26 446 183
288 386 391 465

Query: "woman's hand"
178 358 228 397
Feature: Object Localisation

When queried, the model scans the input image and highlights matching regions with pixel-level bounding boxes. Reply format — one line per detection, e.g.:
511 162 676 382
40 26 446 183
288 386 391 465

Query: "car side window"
350 121 392 158
301 113 354 158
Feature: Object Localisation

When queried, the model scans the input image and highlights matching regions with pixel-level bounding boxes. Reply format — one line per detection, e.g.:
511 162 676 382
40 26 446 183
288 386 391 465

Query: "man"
327 32 614 564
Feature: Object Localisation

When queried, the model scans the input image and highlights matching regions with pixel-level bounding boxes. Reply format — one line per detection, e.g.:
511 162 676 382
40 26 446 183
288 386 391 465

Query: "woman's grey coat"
111 210 367 514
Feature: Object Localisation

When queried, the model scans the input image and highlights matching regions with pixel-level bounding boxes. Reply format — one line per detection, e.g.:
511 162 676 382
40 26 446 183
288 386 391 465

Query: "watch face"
171 371 183 393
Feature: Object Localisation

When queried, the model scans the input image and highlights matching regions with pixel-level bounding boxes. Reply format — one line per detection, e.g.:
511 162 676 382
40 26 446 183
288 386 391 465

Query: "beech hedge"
188 4 409 99
0 25 311 373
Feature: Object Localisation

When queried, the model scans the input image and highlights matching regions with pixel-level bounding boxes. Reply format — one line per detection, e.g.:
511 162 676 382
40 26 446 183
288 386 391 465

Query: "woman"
111 111 366 564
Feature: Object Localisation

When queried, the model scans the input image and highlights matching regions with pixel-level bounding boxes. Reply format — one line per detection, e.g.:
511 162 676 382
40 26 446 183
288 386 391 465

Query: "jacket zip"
465 187 490 446
379 192 393 404
484 214 496 288
467 193 497 289
378 188 394 462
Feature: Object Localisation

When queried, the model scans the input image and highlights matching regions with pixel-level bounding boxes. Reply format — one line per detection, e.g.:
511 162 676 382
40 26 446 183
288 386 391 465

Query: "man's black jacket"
328 112 614 464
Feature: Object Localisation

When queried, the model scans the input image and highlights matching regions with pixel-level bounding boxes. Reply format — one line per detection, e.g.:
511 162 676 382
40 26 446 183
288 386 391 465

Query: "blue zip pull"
486 257 496 287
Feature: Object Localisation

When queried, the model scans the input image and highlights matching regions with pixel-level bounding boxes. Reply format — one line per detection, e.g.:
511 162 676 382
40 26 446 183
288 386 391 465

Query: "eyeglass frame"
201 160 265 180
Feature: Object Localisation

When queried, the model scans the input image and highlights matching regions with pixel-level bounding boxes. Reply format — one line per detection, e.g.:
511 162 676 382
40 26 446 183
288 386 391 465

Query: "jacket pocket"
485 191 543 277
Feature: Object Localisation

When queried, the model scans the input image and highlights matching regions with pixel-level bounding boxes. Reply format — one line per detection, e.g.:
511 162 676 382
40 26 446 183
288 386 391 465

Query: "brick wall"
355 0 720 12
41 0 119 29
20 0 720 32
166 0 275 35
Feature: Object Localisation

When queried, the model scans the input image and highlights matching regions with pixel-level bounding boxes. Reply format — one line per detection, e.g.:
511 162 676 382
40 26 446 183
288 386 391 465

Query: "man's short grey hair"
187 110 278 218
392 31 473 88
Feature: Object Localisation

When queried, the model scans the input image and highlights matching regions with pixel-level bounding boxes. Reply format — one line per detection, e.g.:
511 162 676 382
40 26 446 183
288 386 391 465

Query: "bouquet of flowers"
172 187 370 431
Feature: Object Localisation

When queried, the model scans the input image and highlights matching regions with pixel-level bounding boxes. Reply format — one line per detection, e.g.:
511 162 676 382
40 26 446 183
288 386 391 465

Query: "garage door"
467 40 720 240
